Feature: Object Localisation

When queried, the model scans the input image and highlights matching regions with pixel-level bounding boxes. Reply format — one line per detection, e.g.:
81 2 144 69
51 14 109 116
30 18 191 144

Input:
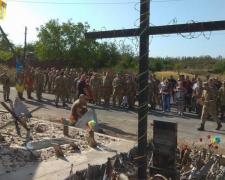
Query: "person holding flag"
15 60 25 100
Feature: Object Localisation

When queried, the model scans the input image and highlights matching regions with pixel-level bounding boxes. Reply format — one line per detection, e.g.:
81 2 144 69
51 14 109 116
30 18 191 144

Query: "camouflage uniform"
65 74 73 103
148 79 157 109
54 74 66 107
0 72 10 101
153 77 160 106
43 70 49 92
125 78 136 109
34 70 45 101
52 72 58 91
112 76 124 107
218 85 225 119
200 88 221 128
89 76 102 104
102 75 113 105
211 84 219 114
48 71 53 93
194 86 204 116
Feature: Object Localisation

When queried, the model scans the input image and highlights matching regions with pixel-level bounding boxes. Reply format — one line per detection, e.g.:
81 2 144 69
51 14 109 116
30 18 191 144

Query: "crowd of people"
155 73 224 131
0 67 224 130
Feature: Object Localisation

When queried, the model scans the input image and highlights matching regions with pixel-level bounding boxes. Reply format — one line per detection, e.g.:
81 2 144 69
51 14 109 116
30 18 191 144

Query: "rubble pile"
68 141 225 180
0 115 118 174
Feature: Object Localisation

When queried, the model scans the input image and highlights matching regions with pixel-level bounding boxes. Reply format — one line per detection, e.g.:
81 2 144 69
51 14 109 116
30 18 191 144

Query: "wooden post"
87 129 97 147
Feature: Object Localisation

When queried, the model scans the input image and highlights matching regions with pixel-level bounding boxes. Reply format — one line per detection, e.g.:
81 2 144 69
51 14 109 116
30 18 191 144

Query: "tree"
34 19 122 69
35 19 91 63
0 34 14 61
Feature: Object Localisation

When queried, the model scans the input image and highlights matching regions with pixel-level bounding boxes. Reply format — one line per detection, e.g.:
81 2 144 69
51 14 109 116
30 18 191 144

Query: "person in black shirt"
77 74 89 98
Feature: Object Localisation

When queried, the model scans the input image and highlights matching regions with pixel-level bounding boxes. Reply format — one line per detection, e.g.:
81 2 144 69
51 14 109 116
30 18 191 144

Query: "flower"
150 122 154 126
199 138 203 142
208 143 212 147
69 115 74 120
211 138 217 145
214 136 221 144
207 135 211 139
214 145 219 149
59 117 64 123
86 120 96 129
183 145 189 151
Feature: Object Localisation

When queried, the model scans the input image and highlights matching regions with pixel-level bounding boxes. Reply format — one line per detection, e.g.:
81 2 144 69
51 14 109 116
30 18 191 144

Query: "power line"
7 0 196 5
7 0 139 5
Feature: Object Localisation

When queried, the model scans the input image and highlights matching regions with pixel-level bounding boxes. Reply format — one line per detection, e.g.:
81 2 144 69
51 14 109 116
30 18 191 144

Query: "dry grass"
155 70 225 81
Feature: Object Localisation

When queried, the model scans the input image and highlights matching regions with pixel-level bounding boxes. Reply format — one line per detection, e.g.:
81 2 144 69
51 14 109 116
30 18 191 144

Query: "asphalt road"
1 86 225 148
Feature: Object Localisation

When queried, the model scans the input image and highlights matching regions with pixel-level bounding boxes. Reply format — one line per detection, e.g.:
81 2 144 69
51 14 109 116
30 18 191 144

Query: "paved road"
1 86 225 148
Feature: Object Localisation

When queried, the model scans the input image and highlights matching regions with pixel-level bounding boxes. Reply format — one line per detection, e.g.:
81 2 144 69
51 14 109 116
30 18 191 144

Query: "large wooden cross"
85 0 225 179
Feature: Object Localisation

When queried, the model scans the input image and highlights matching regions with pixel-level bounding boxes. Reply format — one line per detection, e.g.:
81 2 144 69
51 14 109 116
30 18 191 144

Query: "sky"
1 0 225 58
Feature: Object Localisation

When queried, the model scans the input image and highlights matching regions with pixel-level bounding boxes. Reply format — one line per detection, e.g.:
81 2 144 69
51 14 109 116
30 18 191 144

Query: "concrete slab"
0 129 136 180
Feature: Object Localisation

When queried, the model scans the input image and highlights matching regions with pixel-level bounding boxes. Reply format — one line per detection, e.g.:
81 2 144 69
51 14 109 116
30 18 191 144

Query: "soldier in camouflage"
112 72 124 107
52 69 58 91
152 73 161 107
193 80 204 116
148 74 157 109
0 68 10 101
89 72 102 105
218 80 225 120
209 78 219 114
197 82 222 131
47 68 54 93
34 67 45 102
54 71 67 108
102 72 113 105
43 68 49 92
64 70 73 103
125 75 136 109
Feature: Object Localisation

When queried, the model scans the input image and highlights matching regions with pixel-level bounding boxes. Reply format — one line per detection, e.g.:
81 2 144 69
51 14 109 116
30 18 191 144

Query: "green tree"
0 34 14 61
212 60 225 73
34 19 122 69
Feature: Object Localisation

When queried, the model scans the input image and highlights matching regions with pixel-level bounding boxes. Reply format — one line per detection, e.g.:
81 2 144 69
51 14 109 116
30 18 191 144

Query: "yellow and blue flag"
0 0 7 21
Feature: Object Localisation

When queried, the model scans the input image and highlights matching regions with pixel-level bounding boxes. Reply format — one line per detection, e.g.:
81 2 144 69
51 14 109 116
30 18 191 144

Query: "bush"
212 60 225 73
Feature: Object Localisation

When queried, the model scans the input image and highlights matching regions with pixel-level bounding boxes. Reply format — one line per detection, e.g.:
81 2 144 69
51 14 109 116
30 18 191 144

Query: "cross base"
150 166 179 180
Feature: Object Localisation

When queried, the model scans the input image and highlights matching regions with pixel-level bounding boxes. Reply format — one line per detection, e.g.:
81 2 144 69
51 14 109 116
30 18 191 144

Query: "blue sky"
1 0 225 58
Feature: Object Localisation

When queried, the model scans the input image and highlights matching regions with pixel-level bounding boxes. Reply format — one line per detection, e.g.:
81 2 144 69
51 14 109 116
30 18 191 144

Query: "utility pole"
24 26 27 68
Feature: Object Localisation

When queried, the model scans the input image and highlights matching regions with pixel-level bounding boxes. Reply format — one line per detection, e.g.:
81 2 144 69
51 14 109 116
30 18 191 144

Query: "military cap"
203 82 209 87
127 75 131 78
117 72 121 74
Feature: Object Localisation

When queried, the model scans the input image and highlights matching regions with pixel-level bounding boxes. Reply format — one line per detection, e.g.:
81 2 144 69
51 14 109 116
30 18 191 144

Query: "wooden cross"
85 0 225 178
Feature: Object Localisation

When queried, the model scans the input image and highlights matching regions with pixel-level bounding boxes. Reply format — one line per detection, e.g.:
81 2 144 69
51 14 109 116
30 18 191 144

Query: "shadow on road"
24 98 71 111
203 130 225 136
88 104 137 114
99 122 136 137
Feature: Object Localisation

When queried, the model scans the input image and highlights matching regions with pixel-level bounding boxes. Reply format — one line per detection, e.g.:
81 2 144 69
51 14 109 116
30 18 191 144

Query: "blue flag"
16 60 21 72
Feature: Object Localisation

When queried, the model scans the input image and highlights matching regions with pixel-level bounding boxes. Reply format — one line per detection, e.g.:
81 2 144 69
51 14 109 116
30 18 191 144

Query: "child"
121 96 128 107
175 79 186 115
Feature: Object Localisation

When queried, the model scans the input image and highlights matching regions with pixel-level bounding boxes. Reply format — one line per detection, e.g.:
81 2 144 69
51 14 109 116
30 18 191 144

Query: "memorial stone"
150 119 178 179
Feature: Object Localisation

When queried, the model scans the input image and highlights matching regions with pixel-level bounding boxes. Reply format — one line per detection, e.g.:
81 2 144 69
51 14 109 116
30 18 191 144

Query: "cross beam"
85 20 225 39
